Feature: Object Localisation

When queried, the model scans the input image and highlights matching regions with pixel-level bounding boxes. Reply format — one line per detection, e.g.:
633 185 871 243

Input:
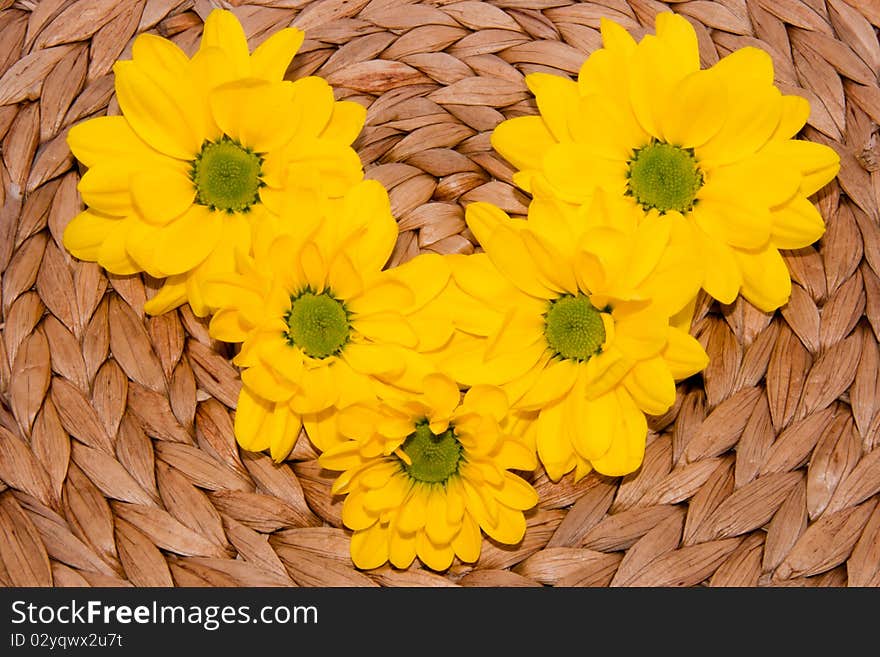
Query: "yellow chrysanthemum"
429 194 709 480
492 12 840 312
63 9 365 316
319 373 538 571
204 181 450 461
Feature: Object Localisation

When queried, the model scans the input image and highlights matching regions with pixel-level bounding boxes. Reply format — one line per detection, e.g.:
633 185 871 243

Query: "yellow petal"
465 201 506 252
582 343 631 398
483 338 548 387
570 92 647 160
342 492 378 532
153 205 222 275
299 240 327 293
384 252 451 312
516 358 579 411
631 212 703 316
350 522 390 570
535 401 576 482
209 79 298 153
250 27 304 81
189 45 239 113
318 440 364 470
260 340 305 388
694 224 742 304
696 48 782 167
425 488 459 545
760 139 840 197
397 488 428 534
389 523 418 569
611 307 668 361
494 473 538 511
130 166 195 225
78 166 134 217
579 25 632 105
662 325 709 380
342 343 405 379
208 308 250 343
543 143 627 204
520 228 578 294
241 362 297 403
268 404 303 462
480 503 526 545
734 243 792 312
66 115 163 169
88 216 139 275
302 407 344 452
771 94 810 141
588 388 648 476
599 17 637 55
481 222 559 299
143 275 188 316
320 100 366 146
527 193 579 256
289 76 336 139
113 43 203 159
416 531 455 571
660 70 727 148
628 25 698 139
491 115 556 173
622 356 676 415
326 251 364 301
199 9 249 79
670 295 697 333
347 277 414 315
352 313 418 348
282 140 364 198
405 305 456 352
63 210 116 263
446 254 512 313
692 198 772 251
770 196 825 250
566 378 614 461
423 373 461 418
484 306 544 363
462 384 508 422
234 385 273 452
655 12 701 73
525 72 580 142
496 437 538 472
334 180 397 273
289 364 338 414
451 512 482 564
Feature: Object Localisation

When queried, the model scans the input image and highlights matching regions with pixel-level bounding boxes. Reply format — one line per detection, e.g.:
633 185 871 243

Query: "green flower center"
399 421 463 484
284 291 350 359
191 136 263 213
544 294 606 361
626 141 703 213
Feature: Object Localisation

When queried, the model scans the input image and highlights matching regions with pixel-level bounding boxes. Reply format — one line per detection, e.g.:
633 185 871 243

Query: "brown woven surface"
0 0 878 588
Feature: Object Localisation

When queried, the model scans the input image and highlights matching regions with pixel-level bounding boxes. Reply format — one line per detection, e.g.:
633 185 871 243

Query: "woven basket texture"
0 0 879 588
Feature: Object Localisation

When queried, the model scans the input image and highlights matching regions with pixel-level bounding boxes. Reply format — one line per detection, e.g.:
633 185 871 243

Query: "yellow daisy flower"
204 181 450 461
63 9 365 316
430 194 709 480
319 373 538 571
491 12 840 312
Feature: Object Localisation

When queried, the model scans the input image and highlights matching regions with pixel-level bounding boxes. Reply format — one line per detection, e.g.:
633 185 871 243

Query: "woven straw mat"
0 0 879 589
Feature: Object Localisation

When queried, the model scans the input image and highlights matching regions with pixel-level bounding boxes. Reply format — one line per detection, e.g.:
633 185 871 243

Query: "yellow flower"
491 12 840 312
319 373 538 571
204 181 450 461
429 195 709 480
63 9 365 316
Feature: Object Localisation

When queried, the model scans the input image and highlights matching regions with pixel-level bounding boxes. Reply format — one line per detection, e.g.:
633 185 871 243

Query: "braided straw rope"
0 0 878 588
